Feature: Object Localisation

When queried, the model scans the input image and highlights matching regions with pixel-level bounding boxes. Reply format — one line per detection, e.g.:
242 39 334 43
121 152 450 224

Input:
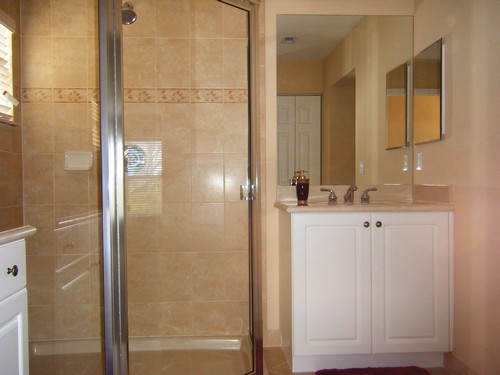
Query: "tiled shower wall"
22 0 250 342
0 0 22 232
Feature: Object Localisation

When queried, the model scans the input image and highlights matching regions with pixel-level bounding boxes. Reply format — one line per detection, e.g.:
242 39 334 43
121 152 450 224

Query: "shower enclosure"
24 0 261 374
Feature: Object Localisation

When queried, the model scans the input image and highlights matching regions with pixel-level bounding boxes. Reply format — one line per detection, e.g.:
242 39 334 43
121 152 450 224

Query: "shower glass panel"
22 0 105 373
122 1 254 374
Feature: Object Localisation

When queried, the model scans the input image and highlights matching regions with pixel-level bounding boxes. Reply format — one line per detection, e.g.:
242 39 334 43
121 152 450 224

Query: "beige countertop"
274 200 454 213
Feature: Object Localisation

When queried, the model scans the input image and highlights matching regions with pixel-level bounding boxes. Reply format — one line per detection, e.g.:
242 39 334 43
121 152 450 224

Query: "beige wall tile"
25 204 55 256
223 5 248 39
90 303 102 338
224 252 249 301
191 103 224 153
192 203 224 251
157 103 192 154
86 0 98 37
28 305 55 341
191 154 224 202
53 37 88 88
23 153 54 204
158 302 193 335
54 103 89 153
54 154 89 205
20 0 52 36
225 301 249 335
192 252 226 301
157 0 190 37
51 0 87 37
222 104 248 154
192 301 225 335
190 39 223 88
189 0 222 38
55 304 92 339
22 103 54 154
158 253 193 301
224 153 248 201
27 255 55 305
128 303 159 337
162 153 192 203
55 254 91 305
223 39 248 88
158 203 193 252
21 36 53 88
124 103 157 140
127 253 159 303
87 37 99 88
156 38 190 88
126 215 159 253
224 202 249 252
123 37 156 88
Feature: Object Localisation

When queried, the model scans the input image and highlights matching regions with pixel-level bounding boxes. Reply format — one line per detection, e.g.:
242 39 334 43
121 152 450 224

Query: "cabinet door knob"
364 221 370 228
375 221 382 228
7 265 19 277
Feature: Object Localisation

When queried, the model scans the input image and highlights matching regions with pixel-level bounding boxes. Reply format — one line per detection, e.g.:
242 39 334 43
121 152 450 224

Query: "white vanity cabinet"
0 238 30 375
279 209 453 372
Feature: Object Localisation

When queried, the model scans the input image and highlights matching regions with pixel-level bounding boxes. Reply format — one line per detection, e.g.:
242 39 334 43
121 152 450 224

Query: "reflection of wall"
324 75 355 184
0 0 22 231
414 1 500 374
322 15 413 185
277 61 323 94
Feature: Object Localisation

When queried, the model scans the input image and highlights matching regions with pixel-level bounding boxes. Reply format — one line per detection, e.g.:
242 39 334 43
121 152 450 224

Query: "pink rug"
316 366 431 375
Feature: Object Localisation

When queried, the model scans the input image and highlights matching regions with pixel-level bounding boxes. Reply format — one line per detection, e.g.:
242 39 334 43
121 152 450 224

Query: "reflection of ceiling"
277 15 363 61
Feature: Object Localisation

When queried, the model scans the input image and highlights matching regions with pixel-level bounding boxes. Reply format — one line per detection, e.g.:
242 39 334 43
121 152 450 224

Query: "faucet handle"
320 188 337 205
360 187 378 204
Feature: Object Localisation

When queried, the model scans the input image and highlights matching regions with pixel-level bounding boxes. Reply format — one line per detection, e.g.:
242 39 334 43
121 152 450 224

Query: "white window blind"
0 10 15 121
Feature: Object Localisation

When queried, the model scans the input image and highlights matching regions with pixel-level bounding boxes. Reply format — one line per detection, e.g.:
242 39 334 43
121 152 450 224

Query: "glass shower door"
119 0 260 374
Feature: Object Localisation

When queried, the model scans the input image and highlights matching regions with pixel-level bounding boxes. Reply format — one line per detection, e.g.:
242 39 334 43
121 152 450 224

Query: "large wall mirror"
276 15 414 186
413 39 443 144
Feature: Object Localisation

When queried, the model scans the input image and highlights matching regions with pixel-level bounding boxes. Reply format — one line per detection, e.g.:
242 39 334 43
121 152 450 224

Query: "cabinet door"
371 212 450 353
292 213 371 355
0 288 29 375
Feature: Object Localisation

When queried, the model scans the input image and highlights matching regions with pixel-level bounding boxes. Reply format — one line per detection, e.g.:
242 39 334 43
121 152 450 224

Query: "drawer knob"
363 221 370 228
7 265 18 277
376 221 382 228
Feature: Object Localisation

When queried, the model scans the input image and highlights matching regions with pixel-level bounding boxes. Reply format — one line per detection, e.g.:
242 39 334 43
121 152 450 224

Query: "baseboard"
444 352 481 375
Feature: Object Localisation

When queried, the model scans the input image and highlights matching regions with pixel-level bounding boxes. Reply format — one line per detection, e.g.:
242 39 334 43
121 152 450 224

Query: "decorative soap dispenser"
295 170 309 206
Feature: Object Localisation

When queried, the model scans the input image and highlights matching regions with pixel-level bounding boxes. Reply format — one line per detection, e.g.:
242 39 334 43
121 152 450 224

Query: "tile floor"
263 347 453 375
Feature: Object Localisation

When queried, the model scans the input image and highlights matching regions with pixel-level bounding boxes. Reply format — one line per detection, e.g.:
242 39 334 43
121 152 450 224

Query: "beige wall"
413 1 500 374
21 0 250 343
264 0 415 346
0 0 22 231
277 60 323 94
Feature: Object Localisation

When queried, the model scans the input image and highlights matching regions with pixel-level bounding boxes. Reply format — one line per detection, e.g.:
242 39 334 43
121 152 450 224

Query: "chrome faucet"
343 185 358 205
360 187 378 204
320 188 337 205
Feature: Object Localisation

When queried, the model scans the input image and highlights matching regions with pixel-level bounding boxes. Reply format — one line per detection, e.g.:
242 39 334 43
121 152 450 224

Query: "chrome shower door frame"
98 0 129 374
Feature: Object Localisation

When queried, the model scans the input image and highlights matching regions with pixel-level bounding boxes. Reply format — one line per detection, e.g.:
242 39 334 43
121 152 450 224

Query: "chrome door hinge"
240 184 255 201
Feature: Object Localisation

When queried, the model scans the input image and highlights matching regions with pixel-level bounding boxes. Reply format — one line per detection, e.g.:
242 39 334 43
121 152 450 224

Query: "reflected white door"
277 96 321 185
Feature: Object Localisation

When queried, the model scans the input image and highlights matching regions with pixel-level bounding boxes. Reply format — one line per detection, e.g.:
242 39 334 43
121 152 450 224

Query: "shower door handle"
240 184 255 201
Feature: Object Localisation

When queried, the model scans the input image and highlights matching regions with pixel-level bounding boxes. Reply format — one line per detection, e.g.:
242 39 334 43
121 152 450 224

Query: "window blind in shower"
0 9 15 122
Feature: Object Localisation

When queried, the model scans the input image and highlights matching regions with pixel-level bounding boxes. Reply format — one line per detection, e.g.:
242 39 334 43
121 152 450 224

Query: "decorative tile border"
191 89 223 103
158 89 190 103
54 89 88 103
123 89 156 103
21 88 53 103
21 88 248 104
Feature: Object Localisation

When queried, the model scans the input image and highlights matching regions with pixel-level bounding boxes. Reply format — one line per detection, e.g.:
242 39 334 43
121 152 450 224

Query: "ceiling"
276 15 363 61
